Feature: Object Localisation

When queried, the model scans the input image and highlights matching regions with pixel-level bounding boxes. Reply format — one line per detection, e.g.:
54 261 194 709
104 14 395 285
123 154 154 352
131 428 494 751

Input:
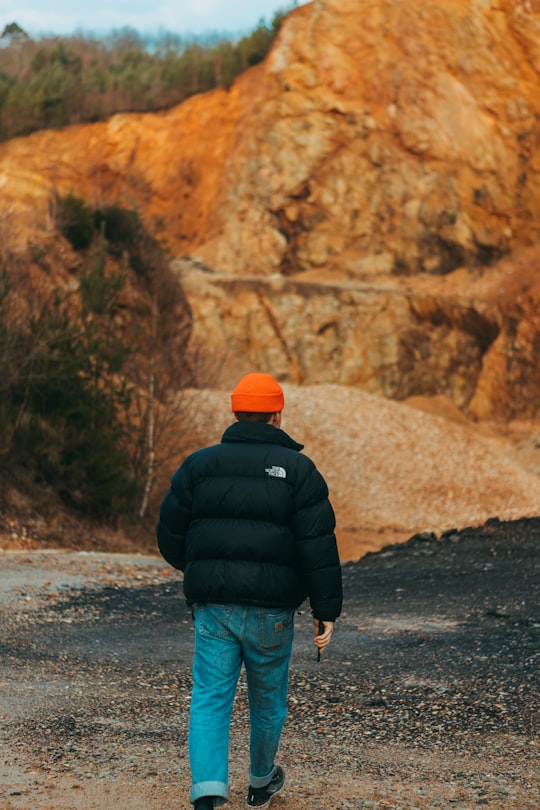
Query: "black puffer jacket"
156 421 342 621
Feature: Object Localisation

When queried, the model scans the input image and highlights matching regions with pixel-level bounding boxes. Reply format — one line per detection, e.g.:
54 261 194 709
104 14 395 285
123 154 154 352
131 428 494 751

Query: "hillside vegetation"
0 194 193 523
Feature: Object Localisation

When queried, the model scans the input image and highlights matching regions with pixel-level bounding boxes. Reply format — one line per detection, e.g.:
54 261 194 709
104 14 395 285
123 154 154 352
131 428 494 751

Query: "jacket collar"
221 421 303 452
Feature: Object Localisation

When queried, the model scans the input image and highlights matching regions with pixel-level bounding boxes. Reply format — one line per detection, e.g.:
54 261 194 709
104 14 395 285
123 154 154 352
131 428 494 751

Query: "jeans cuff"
249 765 275 789
190 780 229 804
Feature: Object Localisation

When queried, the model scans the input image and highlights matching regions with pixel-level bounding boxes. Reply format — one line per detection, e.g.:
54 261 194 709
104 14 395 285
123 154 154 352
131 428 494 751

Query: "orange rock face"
1 0 540 418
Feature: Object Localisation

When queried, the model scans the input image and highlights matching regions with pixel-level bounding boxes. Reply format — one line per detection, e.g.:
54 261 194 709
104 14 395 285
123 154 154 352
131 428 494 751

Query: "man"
156 372 343 810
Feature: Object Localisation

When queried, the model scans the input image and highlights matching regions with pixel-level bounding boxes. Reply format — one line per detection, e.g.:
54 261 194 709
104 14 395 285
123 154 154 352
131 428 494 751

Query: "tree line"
0 7 294 141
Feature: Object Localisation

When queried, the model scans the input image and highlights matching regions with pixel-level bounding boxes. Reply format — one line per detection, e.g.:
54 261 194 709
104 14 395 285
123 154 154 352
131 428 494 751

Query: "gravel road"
1 518 538 810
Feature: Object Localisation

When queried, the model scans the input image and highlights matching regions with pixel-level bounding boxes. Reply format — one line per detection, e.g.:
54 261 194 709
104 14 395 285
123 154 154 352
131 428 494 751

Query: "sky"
2 1 308 39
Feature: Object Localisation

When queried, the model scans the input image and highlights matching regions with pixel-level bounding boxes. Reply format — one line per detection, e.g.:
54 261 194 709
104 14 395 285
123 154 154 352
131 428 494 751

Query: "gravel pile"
1 517 538 809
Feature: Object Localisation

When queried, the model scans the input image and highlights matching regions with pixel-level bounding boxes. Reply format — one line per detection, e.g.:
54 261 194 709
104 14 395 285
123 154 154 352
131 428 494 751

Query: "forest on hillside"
0 6 293 141
0 194 197 522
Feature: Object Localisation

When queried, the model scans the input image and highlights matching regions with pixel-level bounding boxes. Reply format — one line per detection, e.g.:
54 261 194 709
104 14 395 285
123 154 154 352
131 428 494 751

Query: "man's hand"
314 619 334 658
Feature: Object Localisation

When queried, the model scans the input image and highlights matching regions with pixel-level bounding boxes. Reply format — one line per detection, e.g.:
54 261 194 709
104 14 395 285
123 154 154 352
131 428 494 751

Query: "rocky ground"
1 517 538 810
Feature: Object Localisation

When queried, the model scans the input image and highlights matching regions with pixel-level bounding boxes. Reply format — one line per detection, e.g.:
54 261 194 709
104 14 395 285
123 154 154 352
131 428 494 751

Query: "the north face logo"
265 465 287 478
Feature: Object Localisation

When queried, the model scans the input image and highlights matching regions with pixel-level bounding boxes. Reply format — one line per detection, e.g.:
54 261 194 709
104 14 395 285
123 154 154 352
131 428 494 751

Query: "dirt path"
1 520 539 810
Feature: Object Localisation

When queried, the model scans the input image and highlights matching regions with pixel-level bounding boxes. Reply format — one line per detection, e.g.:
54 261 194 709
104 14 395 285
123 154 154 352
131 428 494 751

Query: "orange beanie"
231 373 285 413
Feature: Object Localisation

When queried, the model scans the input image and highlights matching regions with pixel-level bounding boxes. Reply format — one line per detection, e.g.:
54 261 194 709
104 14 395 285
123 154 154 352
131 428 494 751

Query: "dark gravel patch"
0 516 538 808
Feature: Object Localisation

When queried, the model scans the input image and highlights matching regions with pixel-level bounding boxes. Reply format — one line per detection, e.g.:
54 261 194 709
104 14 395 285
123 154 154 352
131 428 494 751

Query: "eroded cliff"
1 0 540 419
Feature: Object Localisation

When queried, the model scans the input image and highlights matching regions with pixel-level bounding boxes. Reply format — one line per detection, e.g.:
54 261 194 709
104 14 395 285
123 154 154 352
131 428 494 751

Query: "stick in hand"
317 620 324 662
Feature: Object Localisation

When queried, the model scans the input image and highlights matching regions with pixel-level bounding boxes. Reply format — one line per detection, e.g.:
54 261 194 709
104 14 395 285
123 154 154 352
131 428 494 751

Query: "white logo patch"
265 465 287 479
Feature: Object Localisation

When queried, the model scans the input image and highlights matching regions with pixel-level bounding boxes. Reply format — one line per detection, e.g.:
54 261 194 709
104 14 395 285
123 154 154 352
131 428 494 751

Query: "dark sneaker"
246 765 285 808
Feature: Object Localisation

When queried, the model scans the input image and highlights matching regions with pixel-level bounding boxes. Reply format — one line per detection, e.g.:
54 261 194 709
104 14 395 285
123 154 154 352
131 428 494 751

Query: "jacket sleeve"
290 462 343 622
156 463 193 571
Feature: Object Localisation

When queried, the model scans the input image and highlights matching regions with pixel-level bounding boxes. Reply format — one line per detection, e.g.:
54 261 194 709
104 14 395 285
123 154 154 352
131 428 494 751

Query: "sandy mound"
172 385 540 560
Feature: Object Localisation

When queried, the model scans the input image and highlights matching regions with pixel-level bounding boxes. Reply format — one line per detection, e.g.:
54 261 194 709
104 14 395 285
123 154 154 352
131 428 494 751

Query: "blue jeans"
188 603 295 805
